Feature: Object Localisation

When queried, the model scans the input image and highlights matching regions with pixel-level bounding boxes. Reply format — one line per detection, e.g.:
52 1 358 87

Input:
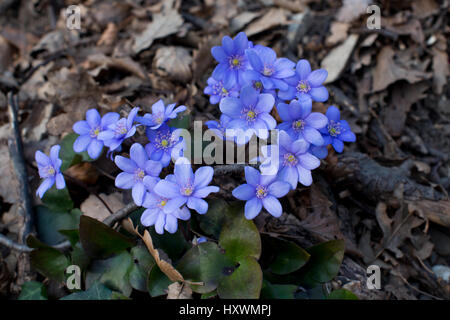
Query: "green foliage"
327 289 358 300
85 251 134 296
149 227 189 260
35 206 81 245
61 281 112 300
260 281 297 299
299 240 345 285
147 265 172 297
269 239 310 275
177 242 234 293
197 199 228 238
41 188 74 213
169 113 191 130
217 257 262 299
79 215 135 258
219 203 261 262
18 281 47 300
129 245 155 292
60 133 91 171
29 244 70 282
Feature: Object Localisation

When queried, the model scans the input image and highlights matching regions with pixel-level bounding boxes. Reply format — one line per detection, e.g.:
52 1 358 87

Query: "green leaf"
61 281 112 300
35 206 81 245
70 242 90 270
85 251 133 297
60 133 91 171
128 245 155 292
217 257 262 299
219 203 261 262
300 240 345 285
79 215 135 258
111 291 132 300
177 242 234 293
147 264 172 297
260 281 297 299
201 291 217 299
197 199 229 238
18 281 47 300
269 239 310 275
169 113 191 130
30 246 70 282
149 227 189 260
327 289 358 300
59 229 80 247
41 188 74 212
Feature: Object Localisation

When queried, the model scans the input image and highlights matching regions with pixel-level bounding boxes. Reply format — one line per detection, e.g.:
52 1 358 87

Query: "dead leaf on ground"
431 36 449 95
167 282 193 299
80 193 124 221
326 22 350 46
336 0 371 23
244 8 288 37
154 46 192 83
132 1 183 54
322 34 359 84
372 46 431 93
0 144 20 204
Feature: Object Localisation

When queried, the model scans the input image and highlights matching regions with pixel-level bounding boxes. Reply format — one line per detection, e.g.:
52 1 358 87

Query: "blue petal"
326 105 340 121
220 97 243 118
307 69 328 87
296 59 311 80
73 121 90 135
332 139 344 153
232 184 255 200
268 181 291 197
262 196 283 217
211 46 227 62
245 166 260 187
303 127 324 146
244 197 262 220
187 197 208 214
309 86 329 102
193 166 214 188
115 155 138 173
115 172 134 189
86 109 101 128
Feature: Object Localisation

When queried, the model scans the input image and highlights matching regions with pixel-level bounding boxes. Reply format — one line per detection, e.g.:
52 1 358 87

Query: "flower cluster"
35 100 218 235
205 32 356 219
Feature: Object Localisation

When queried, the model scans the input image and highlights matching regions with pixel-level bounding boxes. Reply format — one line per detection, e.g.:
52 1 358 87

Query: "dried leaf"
132 3 183 54
167 282 193 299
336 0 371 23
97 23 118 47
81 193 123 222
322 34 359 84
154 46 192 82
0 144 20 204
244 8 287 37
431 37 449 95
126 218 185 283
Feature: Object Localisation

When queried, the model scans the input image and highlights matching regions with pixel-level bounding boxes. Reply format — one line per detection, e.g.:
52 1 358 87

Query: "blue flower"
309 145 328 159
196 237 207 244
319 106 356 153
204 76 240 104
153 158 219 214
261 131 321 189
140 189 191 234
211 32 251 87
276 98 328 146
135 100 186 129
278 59 329 104
145 124 185 167
205 114 234 141
73 109 120 159
219 86 276 142
35 145 65 198
98 107 139 152
244 45 295 90
232 166 290 219
114 143 162 206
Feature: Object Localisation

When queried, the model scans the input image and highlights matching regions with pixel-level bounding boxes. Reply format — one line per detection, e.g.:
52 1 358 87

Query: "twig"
0 202 139 253
7 93 34 244
213 163 257 175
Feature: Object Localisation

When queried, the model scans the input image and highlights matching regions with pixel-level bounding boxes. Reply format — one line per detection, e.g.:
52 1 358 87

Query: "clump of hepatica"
204 33 357 220
136 99 186 129
35 145 65 198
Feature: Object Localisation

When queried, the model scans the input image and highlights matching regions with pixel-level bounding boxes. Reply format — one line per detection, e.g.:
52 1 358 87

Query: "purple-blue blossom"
219 86 276 142
232 166 290 219
211 32 251 87
135 100 186 129
73 109 120 159
204 77 239 105
98 107 139 152
276 99 328 146
261 131 321 189
244 45 295 90
140 189 191 234
145 124 185 167
205 114 234 141
319 106 356 153
114 143 162 206
153 158 219 214
278 59 329 105
35 145 65 198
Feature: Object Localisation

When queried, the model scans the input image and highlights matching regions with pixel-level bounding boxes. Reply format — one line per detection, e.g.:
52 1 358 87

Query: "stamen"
90 126 101 138
229 55 243 69
255 185 268 199
292 119 305 131
181 184 194 196
327 120 342 137
283 153 298 167
296 80 310 93
263 64 274 76
134 168 145 181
